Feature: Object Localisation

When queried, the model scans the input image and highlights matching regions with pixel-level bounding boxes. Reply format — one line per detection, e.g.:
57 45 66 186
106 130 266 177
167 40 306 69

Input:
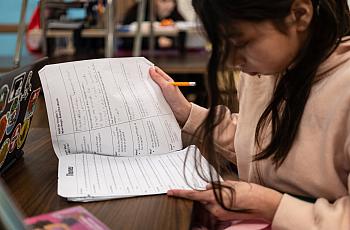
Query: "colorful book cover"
24 206 110 230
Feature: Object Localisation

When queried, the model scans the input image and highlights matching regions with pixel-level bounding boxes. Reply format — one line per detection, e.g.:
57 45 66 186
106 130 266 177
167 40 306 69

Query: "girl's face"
156 0 176 19
228 20 307 76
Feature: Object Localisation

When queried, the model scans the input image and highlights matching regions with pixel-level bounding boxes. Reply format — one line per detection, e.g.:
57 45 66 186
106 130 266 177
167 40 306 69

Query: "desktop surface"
46 50 210 75
0 51 211 228
1 95 194 229
2 127 193 229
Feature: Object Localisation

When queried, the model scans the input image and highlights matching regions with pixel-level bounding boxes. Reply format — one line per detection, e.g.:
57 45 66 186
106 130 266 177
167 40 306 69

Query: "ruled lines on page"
58 147 211 199
39 57 182 158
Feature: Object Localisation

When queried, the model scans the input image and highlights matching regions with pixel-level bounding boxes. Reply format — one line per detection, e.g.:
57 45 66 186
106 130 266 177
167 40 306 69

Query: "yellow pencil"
168 82 196 87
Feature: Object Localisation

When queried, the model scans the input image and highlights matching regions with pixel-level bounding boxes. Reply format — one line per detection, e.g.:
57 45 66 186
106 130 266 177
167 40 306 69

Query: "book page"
39 57 182 158
57 146 211 199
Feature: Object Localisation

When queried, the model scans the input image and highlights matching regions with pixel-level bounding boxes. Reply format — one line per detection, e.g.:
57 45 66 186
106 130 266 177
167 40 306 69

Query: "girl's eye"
232 40 248 49
229 37 248 49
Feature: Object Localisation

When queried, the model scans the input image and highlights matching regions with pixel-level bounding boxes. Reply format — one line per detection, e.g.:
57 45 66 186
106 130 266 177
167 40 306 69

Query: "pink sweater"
182 39 350 229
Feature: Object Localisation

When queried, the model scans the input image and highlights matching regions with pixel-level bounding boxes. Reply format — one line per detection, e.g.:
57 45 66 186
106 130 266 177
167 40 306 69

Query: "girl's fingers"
206 183 212 190
149 67 168 87
149 67 162 81
154 66 173 81
149 67 175 89
167 189 212 203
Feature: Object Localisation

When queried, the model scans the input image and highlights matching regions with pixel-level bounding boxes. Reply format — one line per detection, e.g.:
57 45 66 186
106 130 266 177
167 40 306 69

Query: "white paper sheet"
39 57 213 201
39 57 182 158
58 146 210 199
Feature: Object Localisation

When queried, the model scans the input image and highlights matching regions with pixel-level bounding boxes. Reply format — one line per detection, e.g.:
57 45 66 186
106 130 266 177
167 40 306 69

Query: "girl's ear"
287 0 314 32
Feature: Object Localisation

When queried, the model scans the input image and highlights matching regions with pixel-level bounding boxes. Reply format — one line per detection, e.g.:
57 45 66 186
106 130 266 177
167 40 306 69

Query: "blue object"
66 8 86 20
118 25 131 32
0 0 39 56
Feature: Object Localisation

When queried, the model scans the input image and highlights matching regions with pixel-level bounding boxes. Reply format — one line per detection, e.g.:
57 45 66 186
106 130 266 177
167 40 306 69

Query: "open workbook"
39 57 213 202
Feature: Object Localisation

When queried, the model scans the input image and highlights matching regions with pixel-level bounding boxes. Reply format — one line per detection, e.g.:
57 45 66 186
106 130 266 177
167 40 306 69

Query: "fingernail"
167 190 173 196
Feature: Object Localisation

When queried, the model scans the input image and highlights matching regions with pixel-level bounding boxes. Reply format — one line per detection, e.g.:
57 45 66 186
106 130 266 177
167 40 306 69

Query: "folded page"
58 146 213 200
39 57 182 158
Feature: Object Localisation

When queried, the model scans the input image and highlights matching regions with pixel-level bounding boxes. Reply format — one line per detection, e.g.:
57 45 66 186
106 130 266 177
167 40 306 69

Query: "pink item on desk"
25 206 110 230
220 220 270 230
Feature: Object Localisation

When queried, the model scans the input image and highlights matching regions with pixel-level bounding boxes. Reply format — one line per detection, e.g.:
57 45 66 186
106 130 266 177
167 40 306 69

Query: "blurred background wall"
0 0 39 56
2 0 349 57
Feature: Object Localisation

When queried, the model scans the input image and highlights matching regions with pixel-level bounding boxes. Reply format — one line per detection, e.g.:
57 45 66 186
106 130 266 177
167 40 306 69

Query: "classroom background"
0 2 216 229
0 0 213 106
1 1 350 229
0 0 199 55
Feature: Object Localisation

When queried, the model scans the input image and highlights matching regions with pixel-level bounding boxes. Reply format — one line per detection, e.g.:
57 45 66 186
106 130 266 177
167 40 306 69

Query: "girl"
150 0 350 229
121 0 185 49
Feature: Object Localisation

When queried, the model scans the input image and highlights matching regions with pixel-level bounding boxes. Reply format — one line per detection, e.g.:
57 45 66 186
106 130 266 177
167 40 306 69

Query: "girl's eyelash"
229 39 248 48
232 41 248 48
236 42 247 48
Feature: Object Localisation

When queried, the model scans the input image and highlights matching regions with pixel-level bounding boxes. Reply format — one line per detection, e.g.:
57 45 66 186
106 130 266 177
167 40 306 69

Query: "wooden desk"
47 51 209 75
148 51 209 75
1 127 193 229
116 50 209 75
45 28 180 38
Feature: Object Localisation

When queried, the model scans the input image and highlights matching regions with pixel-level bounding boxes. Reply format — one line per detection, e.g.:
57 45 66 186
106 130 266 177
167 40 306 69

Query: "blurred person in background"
121 0 185 50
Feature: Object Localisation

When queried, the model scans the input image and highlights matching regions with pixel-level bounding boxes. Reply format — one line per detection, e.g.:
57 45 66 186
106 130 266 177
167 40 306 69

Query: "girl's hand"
158 36 173 48
167 180 283 222
149 66 192 126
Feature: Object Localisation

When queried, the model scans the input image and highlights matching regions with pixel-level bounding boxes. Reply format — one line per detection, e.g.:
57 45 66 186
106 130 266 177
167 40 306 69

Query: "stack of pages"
39 57 214 202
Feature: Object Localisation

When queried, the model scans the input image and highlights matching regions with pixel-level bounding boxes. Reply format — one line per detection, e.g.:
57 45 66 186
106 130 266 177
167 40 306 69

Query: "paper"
39 57 212 201
58 146 208 200
40 57 182 158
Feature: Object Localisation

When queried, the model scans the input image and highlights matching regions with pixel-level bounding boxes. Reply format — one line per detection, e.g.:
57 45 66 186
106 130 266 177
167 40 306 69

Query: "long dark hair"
189 0 350 212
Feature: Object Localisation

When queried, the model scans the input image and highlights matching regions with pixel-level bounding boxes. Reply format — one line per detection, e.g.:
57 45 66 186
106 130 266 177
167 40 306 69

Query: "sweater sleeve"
272 118 350 230
271 96 350 230
181 103 238 164
271 188 350 230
